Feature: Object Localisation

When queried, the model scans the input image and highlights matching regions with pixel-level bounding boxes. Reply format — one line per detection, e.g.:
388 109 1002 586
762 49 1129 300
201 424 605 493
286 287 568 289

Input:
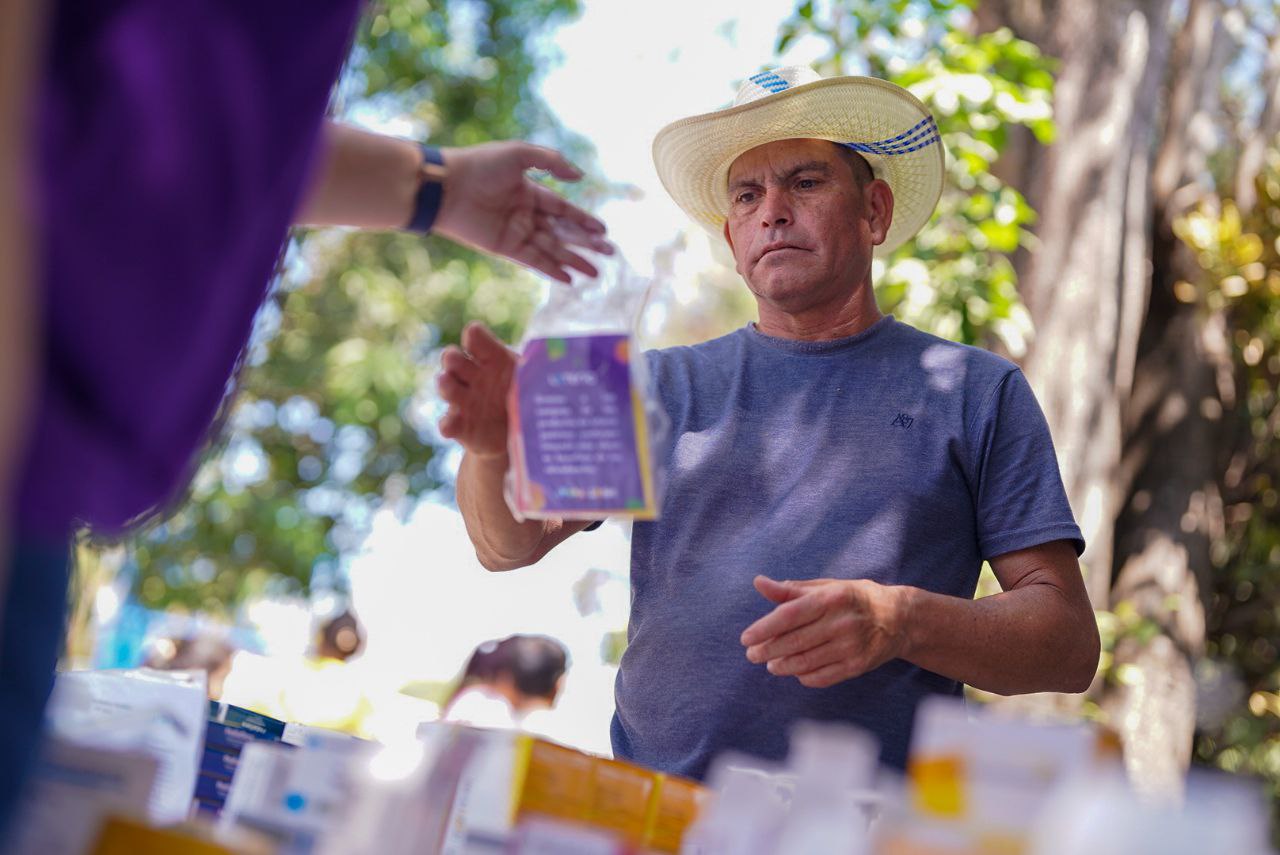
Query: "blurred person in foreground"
0 1 611 838
443 635 568 735
438 67 1101 780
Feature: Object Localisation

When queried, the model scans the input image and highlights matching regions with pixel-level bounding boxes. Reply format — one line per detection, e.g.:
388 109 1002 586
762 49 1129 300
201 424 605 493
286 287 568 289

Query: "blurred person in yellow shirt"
278 610 375 736
224 609 376 738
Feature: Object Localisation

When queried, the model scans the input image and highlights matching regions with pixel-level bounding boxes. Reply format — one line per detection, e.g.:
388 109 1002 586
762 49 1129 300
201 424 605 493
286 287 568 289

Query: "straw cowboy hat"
652 66 944 256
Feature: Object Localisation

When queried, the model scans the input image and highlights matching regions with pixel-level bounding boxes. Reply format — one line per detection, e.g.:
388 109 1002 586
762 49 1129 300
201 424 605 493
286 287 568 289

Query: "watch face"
420 144 446 180
420 161 448 182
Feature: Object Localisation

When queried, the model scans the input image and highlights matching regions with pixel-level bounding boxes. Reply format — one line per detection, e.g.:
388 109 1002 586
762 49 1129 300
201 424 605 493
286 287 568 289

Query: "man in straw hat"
438 67 1099 779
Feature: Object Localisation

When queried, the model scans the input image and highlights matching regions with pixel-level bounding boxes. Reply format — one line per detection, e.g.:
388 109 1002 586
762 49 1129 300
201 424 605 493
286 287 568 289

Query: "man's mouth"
757 243 807 262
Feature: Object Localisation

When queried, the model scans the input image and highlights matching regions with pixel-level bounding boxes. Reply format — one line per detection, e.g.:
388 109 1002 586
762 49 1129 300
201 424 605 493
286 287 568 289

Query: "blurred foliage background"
776 0 1053 354
70 0 1280 837
78 0 600 618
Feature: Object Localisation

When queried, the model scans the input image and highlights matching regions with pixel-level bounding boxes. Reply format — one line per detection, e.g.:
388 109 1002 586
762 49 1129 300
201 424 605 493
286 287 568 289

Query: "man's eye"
735 191 757 204
797 178 818 189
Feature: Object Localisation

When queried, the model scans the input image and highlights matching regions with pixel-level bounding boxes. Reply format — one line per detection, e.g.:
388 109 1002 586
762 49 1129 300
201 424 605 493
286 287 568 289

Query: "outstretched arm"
296 122 612 283
741 539 1100 695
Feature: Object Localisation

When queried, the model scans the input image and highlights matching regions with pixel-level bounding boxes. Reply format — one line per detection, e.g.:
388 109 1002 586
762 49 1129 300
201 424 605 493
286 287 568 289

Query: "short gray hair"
832 143 874 187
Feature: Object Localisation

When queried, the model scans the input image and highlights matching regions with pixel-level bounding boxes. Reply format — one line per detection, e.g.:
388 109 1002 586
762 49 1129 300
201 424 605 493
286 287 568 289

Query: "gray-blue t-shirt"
610 316 1083 780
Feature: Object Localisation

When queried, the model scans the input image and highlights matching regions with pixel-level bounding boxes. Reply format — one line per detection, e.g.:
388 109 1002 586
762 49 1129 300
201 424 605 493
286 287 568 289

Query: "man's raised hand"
437 322 517 459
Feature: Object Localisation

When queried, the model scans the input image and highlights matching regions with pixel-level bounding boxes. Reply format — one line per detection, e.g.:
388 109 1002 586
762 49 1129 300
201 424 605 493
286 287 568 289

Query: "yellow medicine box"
444 730 705 853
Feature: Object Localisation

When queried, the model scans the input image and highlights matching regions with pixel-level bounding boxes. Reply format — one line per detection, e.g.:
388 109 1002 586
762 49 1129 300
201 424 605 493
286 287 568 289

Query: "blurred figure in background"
316 609 365 663
443 635 568 734
442 638 521 729
145 634 236 700
223 608 376 737
276 609 373 735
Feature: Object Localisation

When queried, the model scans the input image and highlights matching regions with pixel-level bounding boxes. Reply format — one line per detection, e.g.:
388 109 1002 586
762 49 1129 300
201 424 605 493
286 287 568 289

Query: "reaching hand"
437 322 517 459
434 141 614 283
740 575 908 688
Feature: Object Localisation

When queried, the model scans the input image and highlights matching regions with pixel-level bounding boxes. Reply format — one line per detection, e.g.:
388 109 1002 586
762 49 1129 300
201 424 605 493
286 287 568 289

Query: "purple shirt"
18 1 363 538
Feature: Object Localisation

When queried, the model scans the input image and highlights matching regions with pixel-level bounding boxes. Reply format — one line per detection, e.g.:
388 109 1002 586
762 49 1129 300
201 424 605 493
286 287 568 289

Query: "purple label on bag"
514 334 648 514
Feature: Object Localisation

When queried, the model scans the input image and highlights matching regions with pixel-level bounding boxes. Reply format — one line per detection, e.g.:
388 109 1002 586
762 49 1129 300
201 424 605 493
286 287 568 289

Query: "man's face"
723 138 890 313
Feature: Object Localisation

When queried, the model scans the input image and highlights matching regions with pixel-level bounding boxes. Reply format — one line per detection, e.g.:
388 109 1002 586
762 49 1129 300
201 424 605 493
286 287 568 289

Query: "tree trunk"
1109 230 1223 799
978 0 1173 609
976 0 1225 799
1107 0 1232 800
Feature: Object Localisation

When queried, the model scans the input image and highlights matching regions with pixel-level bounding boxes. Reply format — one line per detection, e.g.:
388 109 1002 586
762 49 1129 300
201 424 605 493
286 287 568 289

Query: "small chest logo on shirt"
891 413 915 429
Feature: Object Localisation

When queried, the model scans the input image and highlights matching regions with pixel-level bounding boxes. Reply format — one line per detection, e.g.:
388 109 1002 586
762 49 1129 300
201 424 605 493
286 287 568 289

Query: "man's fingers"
795 661 853 689
460 322 513 366
529 184 610 243
513 243 572 284
440 346 479 385
437 407 463 439
436 370 468 402
530 228 599 279
740 589 823 647
753 575 803 605
766 639 845 678
745 618 830 665
514 142 585 183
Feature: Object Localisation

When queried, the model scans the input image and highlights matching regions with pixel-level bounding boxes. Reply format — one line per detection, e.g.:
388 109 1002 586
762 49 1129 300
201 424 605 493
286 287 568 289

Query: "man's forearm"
456 452 555 571
295 122 422 229
895 583 1100 695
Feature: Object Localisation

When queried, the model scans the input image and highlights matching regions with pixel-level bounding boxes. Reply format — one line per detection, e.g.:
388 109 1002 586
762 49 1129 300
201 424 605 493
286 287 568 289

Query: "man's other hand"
740 576 908 689
437 322 517 459
435 141 614 284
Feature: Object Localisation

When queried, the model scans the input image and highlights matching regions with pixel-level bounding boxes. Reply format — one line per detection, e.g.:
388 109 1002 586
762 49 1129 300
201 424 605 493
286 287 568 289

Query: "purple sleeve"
18 1 363 538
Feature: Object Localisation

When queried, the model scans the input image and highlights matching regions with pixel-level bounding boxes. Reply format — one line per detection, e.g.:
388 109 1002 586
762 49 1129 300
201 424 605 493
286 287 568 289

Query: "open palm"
434 141 613 283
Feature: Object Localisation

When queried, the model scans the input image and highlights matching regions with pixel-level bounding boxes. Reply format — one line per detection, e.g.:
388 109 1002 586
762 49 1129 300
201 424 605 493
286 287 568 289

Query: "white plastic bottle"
771 722 879 855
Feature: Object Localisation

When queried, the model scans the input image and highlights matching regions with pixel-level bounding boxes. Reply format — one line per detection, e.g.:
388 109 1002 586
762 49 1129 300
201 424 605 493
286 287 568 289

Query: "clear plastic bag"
505 242 668 521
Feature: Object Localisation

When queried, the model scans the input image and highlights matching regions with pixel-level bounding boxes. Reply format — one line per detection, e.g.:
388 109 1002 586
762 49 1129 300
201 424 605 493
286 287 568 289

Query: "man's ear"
723 220 745 274
866 180 895 247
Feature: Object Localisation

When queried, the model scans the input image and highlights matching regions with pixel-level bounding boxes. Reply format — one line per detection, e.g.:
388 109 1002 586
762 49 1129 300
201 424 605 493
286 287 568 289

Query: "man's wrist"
889 584 919 662
468 449 510 471
432 146 465 241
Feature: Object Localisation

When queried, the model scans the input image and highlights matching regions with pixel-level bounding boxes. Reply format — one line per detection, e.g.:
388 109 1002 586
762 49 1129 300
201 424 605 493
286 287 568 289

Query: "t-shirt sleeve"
969 368 1085 559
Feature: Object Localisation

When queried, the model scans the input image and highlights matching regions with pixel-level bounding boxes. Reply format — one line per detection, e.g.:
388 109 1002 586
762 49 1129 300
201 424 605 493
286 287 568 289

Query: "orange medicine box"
516 738 596 824
442 730 705 853
645 773 707 853
91 815 271 855
585 756 655 846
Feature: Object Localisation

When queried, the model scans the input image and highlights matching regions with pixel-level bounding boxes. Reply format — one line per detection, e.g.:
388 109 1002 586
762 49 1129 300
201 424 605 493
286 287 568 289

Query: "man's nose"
759 191 791 228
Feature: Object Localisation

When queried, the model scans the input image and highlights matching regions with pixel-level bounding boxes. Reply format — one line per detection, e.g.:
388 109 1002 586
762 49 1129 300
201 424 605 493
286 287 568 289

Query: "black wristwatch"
405 144 446 233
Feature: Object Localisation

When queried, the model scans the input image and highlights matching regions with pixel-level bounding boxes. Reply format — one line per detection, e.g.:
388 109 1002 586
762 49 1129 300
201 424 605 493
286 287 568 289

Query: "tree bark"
1107 0 1232 801
1108 240 1223 798
978 0 1173 611
1235 30 1280 214
976 0 1226 799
